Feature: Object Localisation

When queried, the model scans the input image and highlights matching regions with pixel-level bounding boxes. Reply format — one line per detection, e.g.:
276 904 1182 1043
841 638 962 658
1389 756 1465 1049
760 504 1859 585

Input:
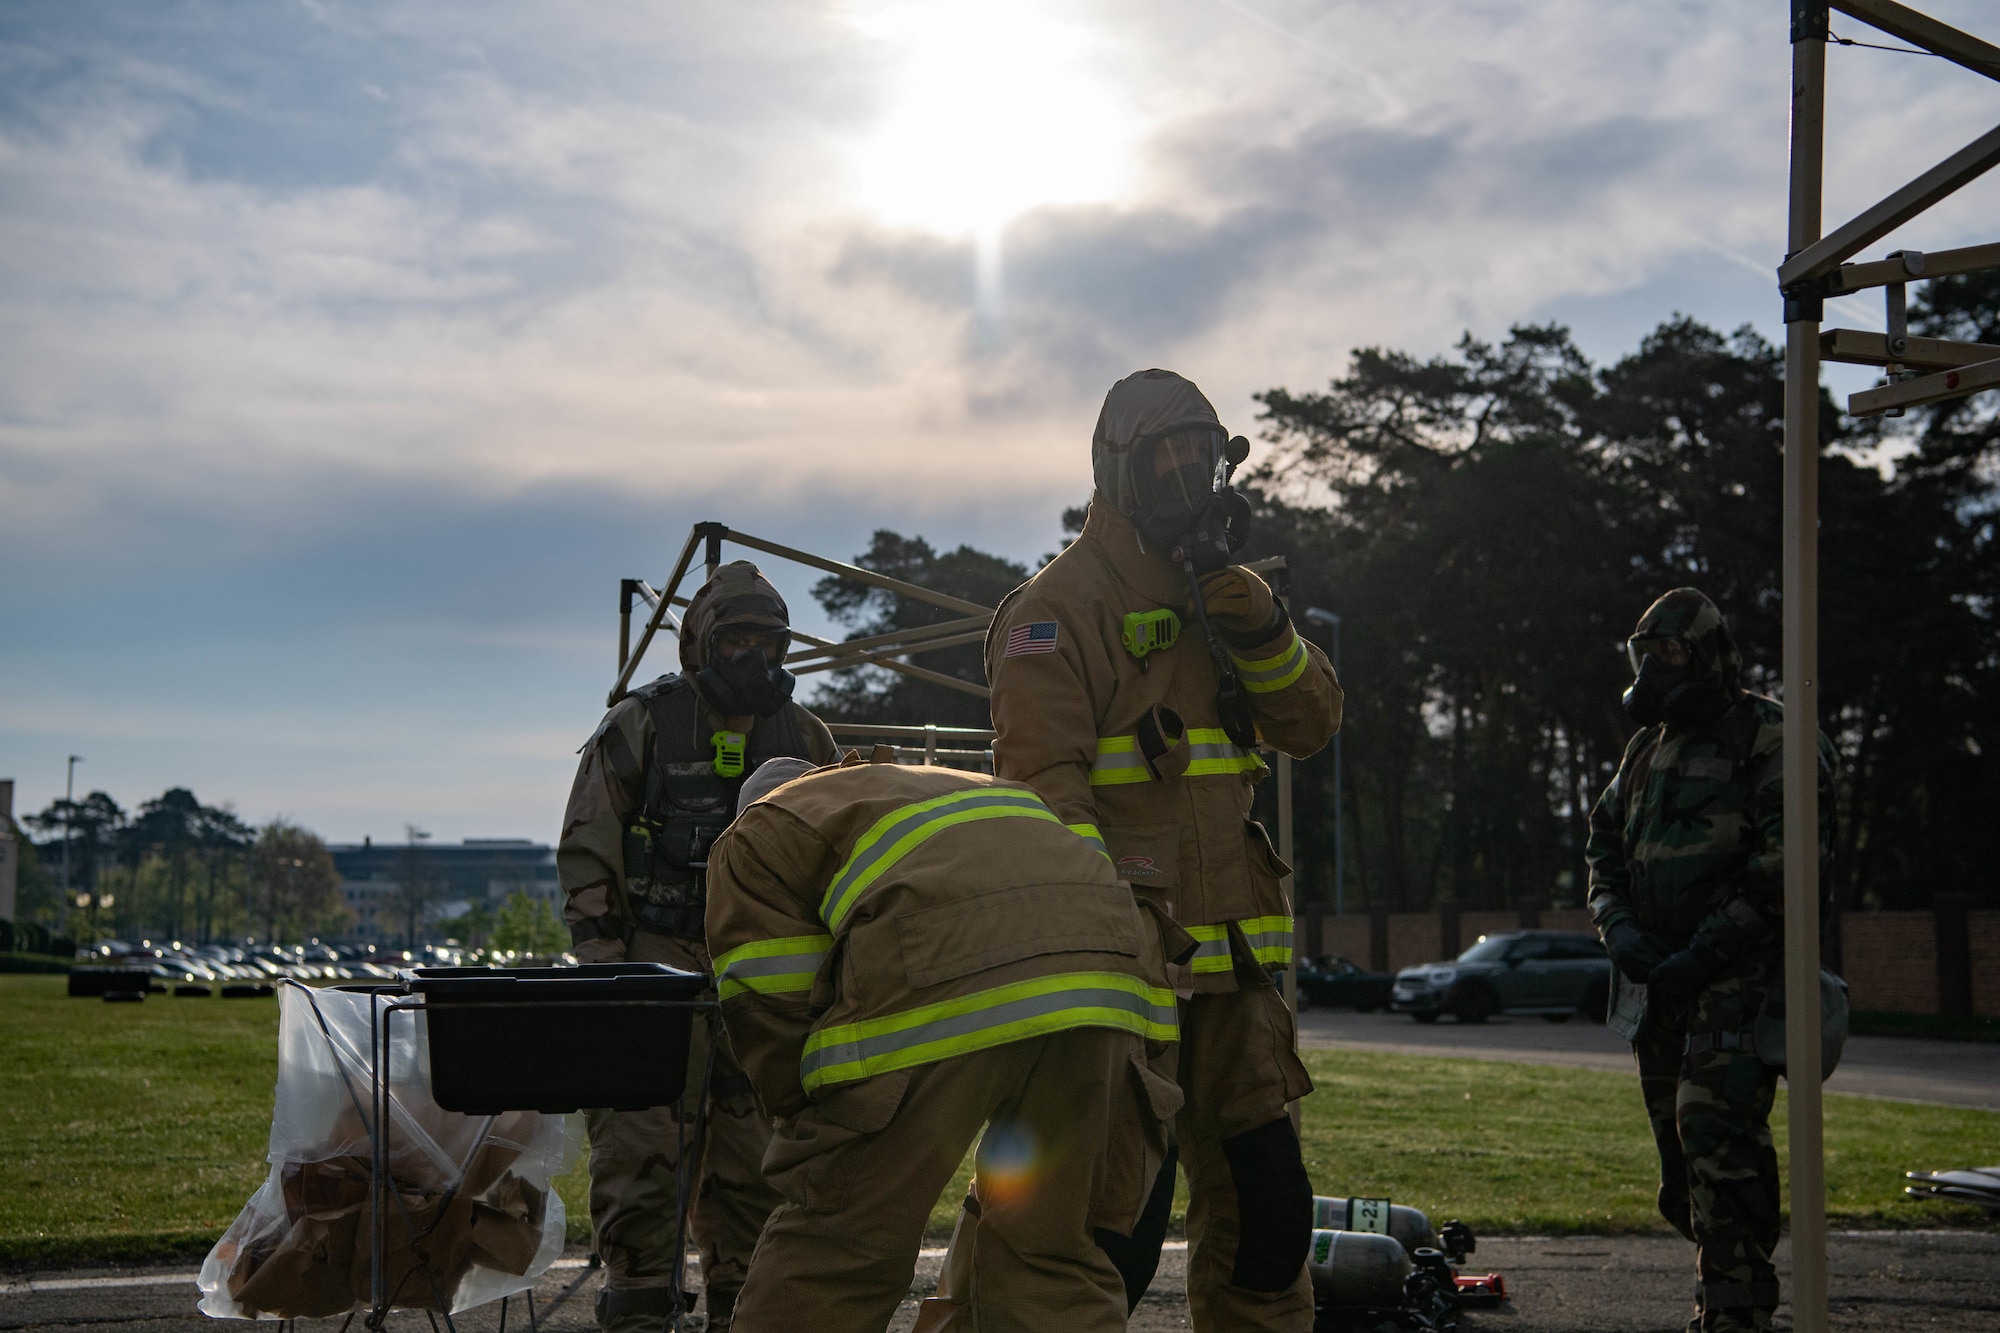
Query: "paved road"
6 1233 1997 1332
1296 1007 2000 1111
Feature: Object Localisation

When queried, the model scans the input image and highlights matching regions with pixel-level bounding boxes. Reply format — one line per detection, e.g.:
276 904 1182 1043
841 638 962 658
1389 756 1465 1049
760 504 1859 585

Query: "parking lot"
1296 1006 2000 1112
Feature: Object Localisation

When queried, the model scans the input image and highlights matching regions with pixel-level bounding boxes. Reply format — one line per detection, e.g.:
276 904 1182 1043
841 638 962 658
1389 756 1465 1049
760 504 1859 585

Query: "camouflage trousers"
586 932 781 1333
1632 968 1781 1333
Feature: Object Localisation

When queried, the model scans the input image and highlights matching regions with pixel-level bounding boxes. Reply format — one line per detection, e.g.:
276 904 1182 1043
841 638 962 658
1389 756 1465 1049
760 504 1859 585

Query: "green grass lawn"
2 974 1992 1264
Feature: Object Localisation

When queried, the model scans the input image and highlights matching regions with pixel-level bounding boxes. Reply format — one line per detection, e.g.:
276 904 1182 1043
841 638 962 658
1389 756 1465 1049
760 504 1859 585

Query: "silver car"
1391 930 1611 1025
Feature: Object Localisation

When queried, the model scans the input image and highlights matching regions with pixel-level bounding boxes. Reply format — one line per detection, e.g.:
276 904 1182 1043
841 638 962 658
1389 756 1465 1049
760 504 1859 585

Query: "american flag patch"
1005 621 1060 657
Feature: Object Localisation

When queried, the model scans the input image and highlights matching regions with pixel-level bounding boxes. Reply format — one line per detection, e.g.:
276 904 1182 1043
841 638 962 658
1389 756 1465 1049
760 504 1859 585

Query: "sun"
846 1 1136 239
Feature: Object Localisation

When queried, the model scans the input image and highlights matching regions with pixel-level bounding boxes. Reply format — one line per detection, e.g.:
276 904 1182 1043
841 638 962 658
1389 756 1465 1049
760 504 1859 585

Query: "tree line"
13 787 345 944
808 281 1998 916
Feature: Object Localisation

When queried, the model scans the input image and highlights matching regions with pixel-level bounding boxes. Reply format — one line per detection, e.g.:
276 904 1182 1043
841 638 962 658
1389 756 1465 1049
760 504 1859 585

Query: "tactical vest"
622 675 812 938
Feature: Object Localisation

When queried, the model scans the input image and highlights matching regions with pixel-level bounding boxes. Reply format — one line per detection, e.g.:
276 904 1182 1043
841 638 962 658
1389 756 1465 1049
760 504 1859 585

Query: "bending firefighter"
706 753 1184 1333
1586 588 1835 1333
558 562 839 1332
985 369 1343 1331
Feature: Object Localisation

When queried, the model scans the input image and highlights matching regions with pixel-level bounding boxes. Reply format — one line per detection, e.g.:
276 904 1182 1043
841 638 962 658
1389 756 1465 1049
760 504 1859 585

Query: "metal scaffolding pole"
1782 6 1828 1331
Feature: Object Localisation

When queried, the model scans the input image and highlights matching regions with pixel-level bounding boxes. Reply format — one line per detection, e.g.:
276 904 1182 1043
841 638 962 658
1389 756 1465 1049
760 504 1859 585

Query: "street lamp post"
1303 609 1344 916
61 755 81 933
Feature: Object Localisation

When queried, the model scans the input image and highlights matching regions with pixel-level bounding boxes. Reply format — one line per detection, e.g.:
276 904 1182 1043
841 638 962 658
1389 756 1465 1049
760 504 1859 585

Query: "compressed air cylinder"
1311 1196 1438 1254
1307 1229 1413 1308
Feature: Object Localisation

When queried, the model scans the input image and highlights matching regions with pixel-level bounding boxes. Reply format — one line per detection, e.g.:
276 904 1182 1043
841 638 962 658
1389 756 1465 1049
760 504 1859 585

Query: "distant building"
327 837 560 941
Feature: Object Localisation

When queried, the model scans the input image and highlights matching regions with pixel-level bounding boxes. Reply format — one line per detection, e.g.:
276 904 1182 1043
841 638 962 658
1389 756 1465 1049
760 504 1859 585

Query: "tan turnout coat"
985 501 1342 992
705 757 1177 1120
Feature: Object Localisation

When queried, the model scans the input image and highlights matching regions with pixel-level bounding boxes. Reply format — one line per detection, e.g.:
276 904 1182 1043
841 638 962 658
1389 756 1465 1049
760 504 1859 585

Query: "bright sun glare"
848 1 1134 239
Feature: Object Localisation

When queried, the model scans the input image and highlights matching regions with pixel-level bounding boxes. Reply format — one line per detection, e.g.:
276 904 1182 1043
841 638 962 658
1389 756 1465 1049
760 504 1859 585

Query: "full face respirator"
1127 422 1254 573
696 640 796 719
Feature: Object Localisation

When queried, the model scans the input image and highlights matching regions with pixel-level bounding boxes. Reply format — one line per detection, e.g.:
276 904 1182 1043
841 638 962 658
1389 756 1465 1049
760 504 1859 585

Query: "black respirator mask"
1127 423 1254 574
1621 651 1713 728
697 645 796 719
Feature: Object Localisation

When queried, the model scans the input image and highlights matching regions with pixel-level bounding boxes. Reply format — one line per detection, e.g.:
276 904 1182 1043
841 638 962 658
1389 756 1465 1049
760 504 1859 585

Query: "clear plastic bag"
198 985 580 1320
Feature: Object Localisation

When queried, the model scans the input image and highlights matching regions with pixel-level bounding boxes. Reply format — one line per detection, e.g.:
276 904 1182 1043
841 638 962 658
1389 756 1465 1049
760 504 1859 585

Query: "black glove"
1647 938 1726 1013
1602 919 1672 984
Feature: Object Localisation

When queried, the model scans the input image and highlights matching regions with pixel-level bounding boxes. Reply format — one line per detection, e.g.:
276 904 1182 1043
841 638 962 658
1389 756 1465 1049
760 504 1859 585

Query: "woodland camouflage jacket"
1584 691 1835 963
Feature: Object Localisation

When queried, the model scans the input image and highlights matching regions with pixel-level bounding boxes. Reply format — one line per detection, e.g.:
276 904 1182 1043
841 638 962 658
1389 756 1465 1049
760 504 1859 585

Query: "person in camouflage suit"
560 562 841 1332
1584 588 1835 1333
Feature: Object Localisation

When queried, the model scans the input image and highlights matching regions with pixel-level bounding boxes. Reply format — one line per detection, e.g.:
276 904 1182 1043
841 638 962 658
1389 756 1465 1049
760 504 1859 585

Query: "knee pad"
1219 1116 1313 1292
595 1284 686 1330
1096 1144 1179 1311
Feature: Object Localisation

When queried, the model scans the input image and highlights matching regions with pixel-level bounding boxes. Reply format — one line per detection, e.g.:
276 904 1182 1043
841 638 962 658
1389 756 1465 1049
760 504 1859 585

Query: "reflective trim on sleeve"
820 788 1065 931
714 933 834 1001
1186 923 1234 975
1231 632 1309 694
1095 731 1263 784
1185 728 1267 778
1184 916 1295 974
1240 914 1295 967
1089 735 1151 786
799 970 1179 1093
1066 822 1109 858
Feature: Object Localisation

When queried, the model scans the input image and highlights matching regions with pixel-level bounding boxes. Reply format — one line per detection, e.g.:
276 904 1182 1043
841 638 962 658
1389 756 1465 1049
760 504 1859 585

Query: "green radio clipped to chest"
1121 608 1182 659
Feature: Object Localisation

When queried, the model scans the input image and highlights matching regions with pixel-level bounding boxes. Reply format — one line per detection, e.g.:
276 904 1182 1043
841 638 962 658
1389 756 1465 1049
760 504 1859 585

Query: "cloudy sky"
4 0 1996 844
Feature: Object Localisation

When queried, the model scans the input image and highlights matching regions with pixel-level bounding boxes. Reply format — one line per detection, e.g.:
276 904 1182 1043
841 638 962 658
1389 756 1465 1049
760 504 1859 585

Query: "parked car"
1391 930 1611 1025
1295 956 1394 1013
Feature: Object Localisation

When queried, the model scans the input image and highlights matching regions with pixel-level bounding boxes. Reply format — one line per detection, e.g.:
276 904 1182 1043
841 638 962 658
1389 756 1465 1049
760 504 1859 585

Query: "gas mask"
697 646 796 719
1127 422 1253 574
1621 650 1713 729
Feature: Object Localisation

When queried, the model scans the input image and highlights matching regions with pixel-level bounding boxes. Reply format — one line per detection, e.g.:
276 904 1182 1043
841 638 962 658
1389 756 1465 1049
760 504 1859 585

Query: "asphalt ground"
5 1233 1998 1332
1294 1006 2000 1112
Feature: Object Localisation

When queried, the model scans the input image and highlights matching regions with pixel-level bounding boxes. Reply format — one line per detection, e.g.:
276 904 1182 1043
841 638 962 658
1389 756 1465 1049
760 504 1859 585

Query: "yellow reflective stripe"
1093 731 1262 784
799 971 1179 1092
1186 923 1233 974
714 933 833 1001
1066 822 1109 858
1185 728 1266 777
1240 914 1295 967
1232 632 1309 693
1183 917 1295 973
1089 735 1151 786
821 788 1062 930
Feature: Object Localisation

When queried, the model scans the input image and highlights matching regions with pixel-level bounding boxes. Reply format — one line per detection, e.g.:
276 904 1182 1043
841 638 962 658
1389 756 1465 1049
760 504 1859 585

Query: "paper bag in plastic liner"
197 984 580 1319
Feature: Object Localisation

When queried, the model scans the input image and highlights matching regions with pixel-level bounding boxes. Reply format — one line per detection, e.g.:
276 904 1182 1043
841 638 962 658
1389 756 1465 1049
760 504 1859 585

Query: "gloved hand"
1646 938 1725 1013
1198 566 1277 635
1602 919 1672 984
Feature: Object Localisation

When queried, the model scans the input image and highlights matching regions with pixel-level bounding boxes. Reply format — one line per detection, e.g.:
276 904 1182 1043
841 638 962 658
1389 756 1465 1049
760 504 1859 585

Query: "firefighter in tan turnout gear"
559 562 839 1332
985 369 1343 1331
706 753 1184 1333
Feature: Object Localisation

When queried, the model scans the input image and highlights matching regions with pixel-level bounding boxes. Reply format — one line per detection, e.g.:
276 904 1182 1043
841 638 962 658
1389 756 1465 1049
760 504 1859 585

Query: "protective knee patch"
1220 1116 1313 1292
1096 1144 1179 1311
595 1284 686 1328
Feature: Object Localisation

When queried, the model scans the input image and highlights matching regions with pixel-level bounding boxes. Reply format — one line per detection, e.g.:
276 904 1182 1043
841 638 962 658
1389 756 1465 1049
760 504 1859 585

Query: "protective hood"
1091 369 1223 516
1629 587 1742 696
679 561 792 677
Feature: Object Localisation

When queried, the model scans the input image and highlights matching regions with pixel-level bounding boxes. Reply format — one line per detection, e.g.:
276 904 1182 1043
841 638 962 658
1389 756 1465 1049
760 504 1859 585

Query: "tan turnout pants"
732 1027 1177 1333
1176 979 1317 1332
584 931 781 1332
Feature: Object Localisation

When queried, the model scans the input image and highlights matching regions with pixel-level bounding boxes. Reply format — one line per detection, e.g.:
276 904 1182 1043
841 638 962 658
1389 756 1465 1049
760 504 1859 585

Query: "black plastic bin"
68 968 153 997
409 963 708 1114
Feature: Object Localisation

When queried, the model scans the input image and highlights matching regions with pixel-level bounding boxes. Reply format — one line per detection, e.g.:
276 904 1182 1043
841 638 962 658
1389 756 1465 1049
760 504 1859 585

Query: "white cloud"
4 0 1997 835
